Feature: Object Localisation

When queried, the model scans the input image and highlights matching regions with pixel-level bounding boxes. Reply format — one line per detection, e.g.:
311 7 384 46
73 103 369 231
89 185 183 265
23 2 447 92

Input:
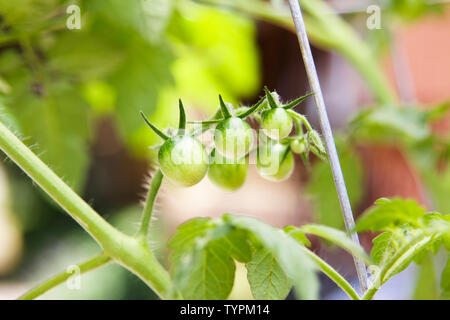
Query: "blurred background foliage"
0 0 260 190
0 0 449 299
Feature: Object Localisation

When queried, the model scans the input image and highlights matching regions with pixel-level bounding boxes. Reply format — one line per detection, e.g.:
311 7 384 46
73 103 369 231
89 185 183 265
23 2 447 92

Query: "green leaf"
223 214 318 300
168 218 251 300
371 231 403 266
87 0 173 44
413 254 438 300
224 229 252 263
246 248 292 300
283 226 311 247
167 4 260 99
385 0 444 21
355 198 426 232
3 72 91 191
299 224 371 265
350 105 431 144
168 218 215 262
370 229 433 285
109 42 174 142
172 239 236 300
47 31 124 81
440 256 450 300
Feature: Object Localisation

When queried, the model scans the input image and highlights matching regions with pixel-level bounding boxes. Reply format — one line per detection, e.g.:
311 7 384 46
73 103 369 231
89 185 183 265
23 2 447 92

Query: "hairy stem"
0 121 122 246
299 246 360 300
0 121 172 299
137 169 164 239
19 253 111 300
287 110 313 131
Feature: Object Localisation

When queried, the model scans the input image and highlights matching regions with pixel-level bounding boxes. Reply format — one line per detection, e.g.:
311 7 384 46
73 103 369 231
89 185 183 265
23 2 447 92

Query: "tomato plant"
0 82 447 301
0 0 448 303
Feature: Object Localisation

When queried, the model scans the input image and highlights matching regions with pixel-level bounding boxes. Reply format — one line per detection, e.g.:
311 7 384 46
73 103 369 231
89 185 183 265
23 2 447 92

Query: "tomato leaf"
283 226 311 247
3 75 91 191
171 239 236 300
223 214 318 300
350 105 431 144
246 248 292 300
371 231 398 265
168 218 250 299
299 224 371 265
355 198 426 232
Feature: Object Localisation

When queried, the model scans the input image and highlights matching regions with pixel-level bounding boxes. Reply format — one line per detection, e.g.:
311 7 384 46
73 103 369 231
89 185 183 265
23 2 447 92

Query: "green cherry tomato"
257 142 294 182
158 135 208 187
261 108 293 140
208 149 248 191
214 117 253 159
290 139 306 154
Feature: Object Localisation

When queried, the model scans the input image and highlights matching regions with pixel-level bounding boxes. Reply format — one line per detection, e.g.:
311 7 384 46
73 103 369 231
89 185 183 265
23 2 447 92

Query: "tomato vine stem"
137 169 164 239
299 247 360 300
19 253 111 300
0 121 172 299
288 0 369 293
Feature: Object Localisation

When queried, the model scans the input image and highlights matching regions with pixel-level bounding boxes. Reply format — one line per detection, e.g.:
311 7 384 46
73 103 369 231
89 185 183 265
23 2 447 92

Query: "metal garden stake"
287 0 369 293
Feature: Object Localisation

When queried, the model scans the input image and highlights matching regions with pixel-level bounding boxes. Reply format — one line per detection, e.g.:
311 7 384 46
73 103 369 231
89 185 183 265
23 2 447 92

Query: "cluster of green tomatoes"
141 87 326 191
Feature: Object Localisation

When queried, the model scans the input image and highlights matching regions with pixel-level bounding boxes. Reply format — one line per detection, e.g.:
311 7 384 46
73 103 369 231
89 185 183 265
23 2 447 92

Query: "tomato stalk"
137 169 164 240
19 253 111 300
0 121 172 299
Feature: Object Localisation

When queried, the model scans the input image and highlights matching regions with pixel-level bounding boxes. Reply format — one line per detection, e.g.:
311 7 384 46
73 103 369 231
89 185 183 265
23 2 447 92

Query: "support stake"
287 0 368 293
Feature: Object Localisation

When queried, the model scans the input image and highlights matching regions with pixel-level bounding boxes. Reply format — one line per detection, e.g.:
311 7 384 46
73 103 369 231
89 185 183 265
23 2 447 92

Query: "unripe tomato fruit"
261 108 293 140
158 135 208 187
208 149 248 191
257 142 294 182
290 139 306 154
214 117 253 159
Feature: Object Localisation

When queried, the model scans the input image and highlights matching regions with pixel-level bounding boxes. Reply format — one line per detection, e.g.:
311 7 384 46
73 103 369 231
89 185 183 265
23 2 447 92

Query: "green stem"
19 253 111 300
0 121 172 299
287 110 313 131
299 246 360 300
362 234 433 300
137 169 164 239
0 121 122 247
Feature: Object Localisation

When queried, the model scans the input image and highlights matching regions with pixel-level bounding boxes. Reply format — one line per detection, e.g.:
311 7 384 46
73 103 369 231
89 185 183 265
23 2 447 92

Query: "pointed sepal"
264 86 278 109
140 111 169 140
238 95 266 119
283 92 315 110
178 99 186 132
218 94 232 118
